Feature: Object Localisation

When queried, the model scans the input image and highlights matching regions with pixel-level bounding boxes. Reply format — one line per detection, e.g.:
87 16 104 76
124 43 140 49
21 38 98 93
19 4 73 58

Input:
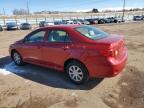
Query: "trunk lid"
93 35 125 57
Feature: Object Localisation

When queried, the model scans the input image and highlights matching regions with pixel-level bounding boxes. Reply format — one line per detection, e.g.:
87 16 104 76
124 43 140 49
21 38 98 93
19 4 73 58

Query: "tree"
13 9 29 15
92 8 99 13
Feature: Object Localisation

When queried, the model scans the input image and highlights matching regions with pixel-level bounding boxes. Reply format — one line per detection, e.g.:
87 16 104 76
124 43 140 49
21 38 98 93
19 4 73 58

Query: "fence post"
91 14 93 19
36 16 38 25
15 16 18 27
26 17 28 23
3 16 5 25
53 16 55 22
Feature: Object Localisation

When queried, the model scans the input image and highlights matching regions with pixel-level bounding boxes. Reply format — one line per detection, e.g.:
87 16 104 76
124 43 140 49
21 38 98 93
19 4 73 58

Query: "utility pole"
27 0 30 15
122 0 126 21
3 8 5 15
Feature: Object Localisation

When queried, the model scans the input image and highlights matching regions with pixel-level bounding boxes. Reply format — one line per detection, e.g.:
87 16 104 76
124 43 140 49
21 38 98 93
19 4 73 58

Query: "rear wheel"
12 51 24 66
66 61 89 84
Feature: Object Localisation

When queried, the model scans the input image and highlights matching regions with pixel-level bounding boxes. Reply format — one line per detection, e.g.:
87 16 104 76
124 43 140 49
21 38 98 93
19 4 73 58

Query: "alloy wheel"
68 65 84 82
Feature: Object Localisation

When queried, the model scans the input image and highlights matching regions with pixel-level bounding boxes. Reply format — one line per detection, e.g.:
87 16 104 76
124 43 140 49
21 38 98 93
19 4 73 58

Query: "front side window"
75 26 108 40
25 31 46 43
48 30 70 42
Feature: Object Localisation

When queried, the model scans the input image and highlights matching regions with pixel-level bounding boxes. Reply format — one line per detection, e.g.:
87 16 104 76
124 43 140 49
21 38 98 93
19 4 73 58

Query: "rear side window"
75 26 108 40
48 30 70 42
25 31 46 43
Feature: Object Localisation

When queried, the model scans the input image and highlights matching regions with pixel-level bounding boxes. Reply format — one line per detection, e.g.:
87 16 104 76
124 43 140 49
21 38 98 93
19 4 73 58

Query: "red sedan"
9 25 128 84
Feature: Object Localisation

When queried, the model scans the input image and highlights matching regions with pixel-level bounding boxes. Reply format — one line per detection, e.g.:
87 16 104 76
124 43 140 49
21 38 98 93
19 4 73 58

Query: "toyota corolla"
9 25 128 84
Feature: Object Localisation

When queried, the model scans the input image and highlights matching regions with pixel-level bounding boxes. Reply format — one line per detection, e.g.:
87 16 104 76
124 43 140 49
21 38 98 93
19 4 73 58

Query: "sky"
0 0 144 14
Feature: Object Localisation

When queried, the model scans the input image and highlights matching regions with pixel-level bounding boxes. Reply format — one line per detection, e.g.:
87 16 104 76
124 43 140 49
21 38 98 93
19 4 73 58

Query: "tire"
12 51 24 66
114 20 118 23
66 61 89 84
0 27 2 31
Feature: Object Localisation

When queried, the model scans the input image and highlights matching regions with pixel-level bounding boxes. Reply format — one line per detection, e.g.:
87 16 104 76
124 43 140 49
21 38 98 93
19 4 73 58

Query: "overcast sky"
0 0 144 14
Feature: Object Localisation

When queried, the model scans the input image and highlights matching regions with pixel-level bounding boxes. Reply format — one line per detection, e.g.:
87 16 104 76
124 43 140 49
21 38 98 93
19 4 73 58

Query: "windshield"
75 26 108 40
7 22 16 25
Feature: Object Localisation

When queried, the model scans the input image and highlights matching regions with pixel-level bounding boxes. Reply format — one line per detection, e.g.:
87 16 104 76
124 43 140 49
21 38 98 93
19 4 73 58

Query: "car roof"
21 23 30 24
41 24 83 29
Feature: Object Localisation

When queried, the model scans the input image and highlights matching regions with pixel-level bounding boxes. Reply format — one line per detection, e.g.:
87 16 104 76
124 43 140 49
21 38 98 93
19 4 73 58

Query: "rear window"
23 23 30 25
75 26 108 40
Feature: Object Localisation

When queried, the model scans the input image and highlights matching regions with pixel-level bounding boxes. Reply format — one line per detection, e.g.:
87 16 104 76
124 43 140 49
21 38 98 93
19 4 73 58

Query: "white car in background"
66 20 74 24
39 21 54 27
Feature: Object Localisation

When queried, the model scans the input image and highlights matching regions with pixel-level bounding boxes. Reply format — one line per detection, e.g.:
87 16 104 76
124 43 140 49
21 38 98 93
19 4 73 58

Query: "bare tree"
13 9 29 15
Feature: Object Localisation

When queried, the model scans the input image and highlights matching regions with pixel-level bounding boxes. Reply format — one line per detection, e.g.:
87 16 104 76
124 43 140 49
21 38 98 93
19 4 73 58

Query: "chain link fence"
0 11 144 25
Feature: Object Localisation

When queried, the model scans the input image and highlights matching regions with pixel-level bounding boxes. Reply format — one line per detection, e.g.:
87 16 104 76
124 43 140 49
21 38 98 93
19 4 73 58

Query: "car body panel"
20 23 31 30
6 22 18 30
133 16 143 21
10 25 128 78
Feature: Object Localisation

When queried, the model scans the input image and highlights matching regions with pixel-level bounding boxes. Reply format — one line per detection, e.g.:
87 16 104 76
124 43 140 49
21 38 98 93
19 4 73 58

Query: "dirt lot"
0 22 144 108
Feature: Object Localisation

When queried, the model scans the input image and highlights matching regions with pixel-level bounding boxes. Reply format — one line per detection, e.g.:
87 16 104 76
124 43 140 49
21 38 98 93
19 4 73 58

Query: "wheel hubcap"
68 65 83 82
13 53 21 64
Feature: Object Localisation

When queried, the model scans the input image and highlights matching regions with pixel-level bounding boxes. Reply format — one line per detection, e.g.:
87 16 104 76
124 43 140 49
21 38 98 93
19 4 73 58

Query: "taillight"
114 50 118 56
101 50 118 57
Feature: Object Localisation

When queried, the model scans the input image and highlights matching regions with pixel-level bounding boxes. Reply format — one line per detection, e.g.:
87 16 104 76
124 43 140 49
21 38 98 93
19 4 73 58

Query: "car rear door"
21 29 47 64
41 29 71 70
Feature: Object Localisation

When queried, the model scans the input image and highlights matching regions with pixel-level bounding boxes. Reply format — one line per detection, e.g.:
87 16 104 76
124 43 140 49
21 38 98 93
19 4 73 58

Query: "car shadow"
0 56 104 90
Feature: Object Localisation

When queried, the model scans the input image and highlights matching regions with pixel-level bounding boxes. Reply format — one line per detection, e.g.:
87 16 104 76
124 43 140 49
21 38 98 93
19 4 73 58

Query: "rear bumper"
7 27 17 30
107 49 128 77
84 48 128 78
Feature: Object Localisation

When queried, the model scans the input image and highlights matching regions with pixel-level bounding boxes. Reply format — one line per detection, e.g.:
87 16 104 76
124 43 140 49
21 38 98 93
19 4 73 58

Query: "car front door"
21 30 47 64
42 29 71 70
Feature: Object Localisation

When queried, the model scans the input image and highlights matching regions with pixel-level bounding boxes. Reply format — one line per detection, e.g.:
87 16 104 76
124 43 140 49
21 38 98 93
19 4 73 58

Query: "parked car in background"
115 17 124 23
10 25 128 84
66 20 74 24
39 21 54 27
107 17 118 23
54 21 65 25
0 25 3 31
97 18 106 24
104 18 112 23
6 22 18 31
78 19 90 25
20 23 31 30
133 16 143 21
86 18 98 25
61 20 69 24
72 19 81 25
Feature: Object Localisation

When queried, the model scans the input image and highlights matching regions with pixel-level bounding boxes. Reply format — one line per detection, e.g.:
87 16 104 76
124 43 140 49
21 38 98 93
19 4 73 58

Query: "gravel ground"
0 22 144 108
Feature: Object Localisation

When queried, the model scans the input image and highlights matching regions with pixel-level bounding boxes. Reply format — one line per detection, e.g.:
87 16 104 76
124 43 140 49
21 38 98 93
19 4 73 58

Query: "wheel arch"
11 49 18 59
64 58 89 74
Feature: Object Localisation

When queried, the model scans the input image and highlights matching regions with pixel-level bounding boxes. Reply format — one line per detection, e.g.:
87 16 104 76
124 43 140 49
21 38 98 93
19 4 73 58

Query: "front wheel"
12 51 24 66
66 61 89 84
